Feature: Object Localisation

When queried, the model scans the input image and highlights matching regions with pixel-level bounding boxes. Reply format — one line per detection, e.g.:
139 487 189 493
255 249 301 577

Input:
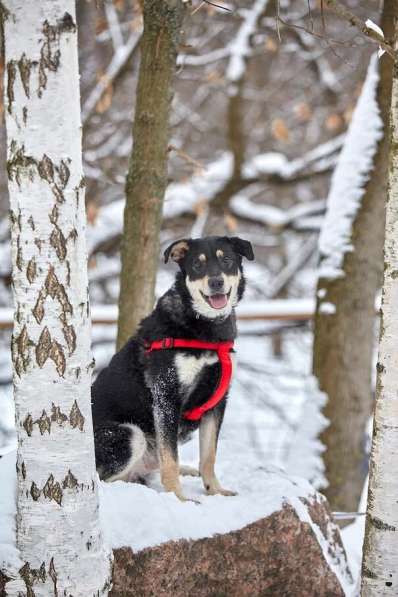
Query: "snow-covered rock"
109 490 352 597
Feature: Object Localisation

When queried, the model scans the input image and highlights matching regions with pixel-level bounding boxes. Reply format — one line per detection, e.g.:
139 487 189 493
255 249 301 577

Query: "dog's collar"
145 338 234 421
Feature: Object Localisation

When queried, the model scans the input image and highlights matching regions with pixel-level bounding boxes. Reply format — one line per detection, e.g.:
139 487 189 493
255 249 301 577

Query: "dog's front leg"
153 396 197 503
199 407 237 497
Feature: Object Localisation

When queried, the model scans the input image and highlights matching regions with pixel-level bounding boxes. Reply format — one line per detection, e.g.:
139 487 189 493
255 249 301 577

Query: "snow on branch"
318 54 383 280
225 0 269 84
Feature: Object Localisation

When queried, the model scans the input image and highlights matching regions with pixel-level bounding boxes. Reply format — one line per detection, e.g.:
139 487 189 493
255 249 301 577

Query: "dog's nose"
208 276 224 293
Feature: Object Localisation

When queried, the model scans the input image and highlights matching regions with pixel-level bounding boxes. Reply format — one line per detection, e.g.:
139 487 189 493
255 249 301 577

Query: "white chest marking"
175 352 219 388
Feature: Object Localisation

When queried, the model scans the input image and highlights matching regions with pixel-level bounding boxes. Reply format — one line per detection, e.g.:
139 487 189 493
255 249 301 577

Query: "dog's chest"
174 351 219 389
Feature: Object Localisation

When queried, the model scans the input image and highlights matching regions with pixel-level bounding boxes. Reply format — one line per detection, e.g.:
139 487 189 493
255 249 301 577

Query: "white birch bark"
2 2 112 595
361 18 398 597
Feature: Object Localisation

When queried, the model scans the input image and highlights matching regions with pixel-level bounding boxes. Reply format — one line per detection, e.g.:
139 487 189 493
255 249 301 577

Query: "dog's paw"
179 465 200 477
175 491 201 504
206 486 237 497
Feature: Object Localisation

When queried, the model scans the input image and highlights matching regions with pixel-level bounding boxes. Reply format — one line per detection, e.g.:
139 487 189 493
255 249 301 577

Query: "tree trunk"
361 13 398 595
2 2 111 594
116 0 186 350
313 1 395 516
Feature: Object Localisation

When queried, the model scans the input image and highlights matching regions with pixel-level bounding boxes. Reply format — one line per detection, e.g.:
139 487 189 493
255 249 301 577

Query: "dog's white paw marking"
179 465 200 477
174 491 201 504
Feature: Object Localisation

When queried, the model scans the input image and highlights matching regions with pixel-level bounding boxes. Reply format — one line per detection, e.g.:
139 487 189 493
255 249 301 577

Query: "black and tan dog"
91 236 254 501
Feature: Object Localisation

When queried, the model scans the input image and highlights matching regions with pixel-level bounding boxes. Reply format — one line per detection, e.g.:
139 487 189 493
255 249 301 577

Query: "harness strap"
145 338 234 421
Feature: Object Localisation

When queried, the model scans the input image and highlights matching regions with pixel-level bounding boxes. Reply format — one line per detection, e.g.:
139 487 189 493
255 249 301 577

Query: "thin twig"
324 0 395 59
202 0 232 12
167 145 206 171
306 0 314 33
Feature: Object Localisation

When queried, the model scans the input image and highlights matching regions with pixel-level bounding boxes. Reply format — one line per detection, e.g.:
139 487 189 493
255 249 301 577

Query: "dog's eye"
222 256 233 267
192 259 204 272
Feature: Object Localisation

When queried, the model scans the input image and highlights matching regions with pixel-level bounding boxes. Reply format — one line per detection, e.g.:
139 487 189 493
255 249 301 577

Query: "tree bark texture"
361 11 398 596
2 1 111 594
116 0 186 350
313 1 394 516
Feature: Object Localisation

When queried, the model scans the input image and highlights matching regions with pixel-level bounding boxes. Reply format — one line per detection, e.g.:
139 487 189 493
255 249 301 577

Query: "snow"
319 302 336 315
341 478 368 595
100 469 315 552
230 194 326 229
225 0 269 84
318 55 383 280
365 19 384 39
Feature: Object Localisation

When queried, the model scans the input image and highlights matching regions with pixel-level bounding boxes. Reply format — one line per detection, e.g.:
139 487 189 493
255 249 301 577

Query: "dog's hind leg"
94 423 147 482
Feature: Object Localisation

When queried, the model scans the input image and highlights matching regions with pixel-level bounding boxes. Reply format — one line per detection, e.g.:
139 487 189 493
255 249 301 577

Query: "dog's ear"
228 237 254 261
164 239 191 264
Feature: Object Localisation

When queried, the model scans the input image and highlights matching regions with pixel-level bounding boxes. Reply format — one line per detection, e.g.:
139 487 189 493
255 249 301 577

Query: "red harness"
145 338 234 421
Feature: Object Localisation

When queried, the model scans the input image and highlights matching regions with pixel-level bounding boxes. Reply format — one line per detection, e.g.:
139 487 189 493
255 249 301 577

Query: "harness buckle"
162 337 174 349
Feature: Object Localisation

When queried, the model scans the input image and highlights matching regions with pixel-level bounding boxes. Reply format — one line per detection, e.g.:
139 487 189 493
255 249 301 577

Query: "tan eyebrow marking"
199 253 206 262
216 249 224 258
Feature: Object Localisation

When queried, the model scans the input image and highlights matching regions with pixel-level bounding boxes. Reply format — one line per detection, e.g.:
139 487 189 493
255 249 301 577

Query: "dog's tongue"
209 294 227 309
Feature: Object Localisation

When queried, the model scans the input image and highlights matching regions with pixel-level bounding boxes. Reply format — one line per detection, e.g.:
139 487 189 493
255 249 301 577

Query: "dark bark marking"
43 474 63 506
18 53 32 98
50 403 68 426
49 557 58 597
16 237 23 271
62 470 78 489
67 228 78 243
362 564 378 579
56 159 70 189
19 561 46 597
12 325 31 376
66 260 71 286
50 227 67 261
30 481 41 501
37 154 54 183
34 238 42 252
49 204 59 224
45 266 73 315
61 318 76 356
23 105 28 124
32 266 73 324
27 215 35 230
369 515 396 532
26 257 37 284
35 327 66 376
23 414 33 437
38 14 76 98
49 340 66 377
69 400 85 431
35 327 52 368
21 461 26 480
6 60 16 114
34 410 51 435
7 143 36 185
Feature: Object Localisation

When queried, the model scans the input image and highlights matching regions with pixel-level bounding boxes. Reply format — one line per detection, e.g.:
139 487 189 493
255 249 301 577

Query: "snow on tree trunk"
313 38 391 515
361 14 398 595
2 1 111 594
116 0 186 350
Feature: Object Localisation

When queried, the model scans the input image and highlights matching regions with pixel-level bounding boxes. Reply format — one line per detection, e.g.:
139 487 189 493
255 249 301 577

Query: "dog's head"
164 236 254 319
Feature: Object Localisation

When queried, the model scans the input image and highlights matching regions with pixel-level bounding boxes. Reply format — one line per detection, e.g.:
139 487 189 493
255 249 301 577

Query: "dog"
91 235 254 501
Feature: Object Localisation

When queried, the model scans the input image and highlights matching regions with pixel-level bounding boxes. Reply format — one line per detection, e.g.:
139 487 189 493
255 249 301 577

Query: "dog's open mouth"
200 289 231 310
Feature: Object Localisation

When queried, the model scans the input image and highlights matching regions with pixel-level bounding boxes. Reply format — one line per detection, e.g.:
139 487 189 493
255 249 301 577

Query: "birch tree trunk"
313 0 394 515
361 15 398 595
2 2 111 595
116 0 186 350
